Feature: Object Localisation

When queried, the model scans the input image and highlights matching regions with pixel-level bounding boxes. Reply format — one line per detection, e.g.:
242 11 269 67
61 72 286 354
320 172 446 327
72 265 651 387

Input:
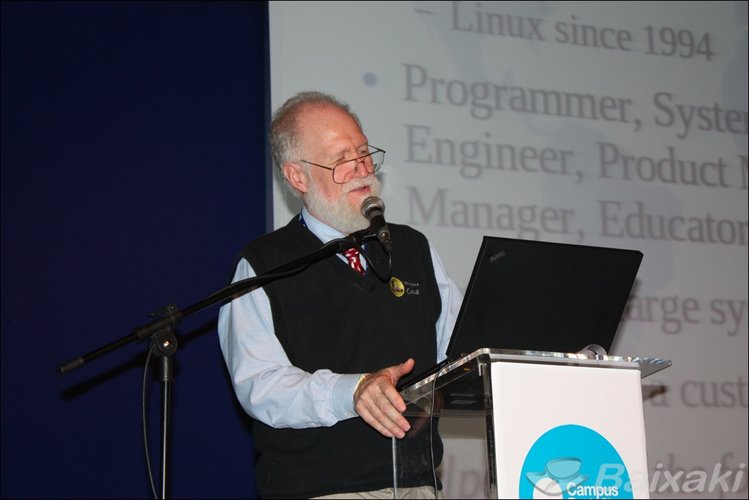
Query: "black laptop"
398 236 643 390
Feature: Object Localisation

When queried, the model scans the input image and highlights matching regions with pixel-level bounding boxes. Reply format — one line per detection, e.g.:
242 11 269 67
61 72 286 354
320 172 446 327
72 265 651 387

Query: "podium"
394 348 671 499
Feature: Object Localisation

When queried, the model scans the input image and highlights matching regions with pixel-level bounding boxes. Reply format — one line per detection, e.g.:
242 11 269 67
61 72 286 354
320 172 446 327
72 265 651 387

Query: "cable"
142 344 158 499
357 242 392 282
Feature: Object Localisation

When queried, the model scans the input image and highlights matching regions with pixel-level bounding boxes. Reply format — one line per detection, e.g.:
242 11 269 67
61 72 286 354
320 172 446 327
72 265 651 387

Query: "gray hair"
270 91 362 197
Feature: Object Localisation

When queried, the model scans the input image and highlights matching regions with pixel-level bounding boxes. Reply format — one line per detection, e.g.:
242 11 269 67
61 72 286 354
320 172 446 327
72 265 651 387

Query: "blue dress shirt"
217 207 463 429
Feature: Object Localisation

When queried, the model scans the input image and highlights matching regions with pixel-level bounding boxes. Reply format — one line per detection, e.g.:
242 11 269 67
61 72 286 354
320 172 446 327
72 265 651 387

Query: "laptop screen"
446 236 643 358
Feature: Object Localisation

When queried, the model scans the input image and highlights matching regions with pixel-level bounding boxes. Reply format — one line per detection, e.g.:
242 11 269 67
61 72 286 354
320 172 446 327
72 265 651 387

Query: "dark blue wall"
1 2 268 498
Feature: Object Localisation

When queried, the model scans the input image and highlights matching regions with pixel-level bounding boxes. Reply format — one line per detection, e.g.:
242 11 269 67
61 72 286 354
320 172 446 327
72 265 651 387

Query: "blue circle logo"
518 425 633 499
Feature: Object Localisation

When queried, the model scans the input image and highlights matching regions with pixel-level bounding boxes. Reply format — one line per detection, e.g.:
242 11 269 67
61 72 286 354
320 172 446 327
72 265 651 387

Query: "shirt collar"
301 206 368 271
300 206 346 244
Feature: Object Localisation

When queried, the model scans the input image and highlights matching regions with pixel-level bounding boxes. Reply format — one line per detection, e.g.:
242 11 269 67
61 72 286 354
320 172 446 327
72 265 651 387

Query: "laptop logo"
489 250 506 263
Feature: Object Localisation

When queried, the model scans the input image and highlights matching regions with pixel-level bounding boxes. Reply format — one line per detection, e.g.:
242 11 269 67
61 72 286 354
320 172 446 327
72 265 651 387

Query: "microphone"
360 196 392 253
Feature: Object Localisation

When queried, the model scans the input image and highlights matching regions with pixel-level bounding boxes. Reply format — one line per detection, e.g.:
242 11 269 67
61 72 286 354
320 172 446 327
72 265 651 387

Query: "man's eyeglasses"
298 145 385 184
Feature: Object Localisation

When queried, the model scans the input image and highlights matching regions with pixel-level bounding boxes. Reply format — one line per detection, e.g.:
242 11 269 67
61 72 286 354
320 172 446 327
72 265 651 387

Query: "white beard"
304 175 382 234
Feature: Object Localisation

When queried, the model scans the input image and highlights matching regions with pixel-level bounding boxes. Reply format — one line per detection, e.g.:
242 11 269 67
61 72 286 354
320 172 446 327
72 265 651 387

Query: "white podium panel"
491 361 649 499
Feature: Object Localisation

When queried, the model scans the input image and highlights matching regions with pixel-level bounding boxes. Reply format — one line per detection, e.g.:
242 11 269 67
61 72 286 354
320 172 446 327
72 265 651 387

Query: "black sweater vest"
237 217 442 498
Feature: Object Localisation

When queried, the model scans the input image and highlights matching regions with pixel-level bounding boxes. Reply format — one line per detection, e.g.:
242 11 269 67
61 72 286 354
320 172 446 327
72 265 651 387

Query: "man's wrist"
353 373 371 404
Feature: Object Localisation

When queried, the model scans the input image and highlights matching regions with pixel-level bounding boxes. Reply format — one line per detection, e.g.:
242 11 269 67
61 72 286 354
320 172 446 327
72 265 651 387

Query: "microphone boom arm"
57 236 365 375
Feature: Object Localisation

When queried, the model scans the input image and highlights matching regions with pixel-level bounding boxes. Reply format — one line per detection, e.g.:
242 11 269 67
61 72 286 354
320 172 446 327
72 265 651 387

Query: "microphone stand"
57 233 374 499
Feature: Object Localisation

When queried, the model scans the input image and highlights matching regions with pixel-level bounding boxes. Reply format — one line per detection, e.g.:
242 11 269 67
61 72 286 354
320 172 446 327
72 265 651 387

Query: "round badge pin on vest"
390 277 405 297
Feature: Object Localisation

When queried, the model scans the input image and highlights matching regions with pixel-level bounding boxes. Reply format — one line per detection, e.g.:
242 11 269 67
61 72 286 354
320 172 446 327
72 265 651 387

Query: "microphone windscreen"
360 196 384 218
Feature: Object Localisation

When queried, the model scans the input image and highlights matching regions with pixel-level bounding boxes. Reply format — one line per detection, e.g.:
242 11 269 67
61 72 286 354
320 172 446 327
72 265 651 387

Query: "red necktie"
343 248 365 275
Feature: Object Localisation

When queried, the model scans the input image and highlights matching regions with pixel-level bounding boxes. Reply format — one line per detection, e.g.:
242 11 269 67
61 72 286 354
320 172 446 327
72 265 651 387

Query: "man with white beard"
218 91 462 499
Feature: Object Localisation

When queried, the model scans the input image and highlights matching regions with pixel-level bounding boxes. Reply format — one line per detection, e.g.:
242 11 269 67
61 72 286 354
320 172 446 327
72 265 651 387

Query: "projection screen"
269 2 747 497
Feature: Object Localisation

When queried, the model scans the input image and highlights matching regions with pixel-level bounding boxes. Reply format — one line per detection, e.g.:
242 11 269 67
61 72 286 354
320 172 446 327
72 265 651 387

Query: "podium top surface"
400 348 671 404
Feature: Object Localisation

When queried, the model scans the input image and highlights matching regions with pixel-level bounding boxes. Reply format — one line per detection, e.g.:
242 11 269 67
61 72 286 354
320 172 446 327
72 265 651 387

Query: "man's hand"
353 358 415 438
